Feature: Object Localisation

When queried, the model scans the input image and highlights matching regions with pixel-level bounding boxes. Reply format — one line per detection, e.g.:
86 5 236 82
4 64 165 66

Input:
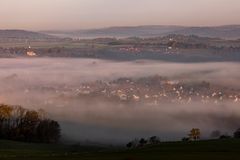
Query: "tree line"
0 104 60 143
126 136 161 149
183 128 240 141
127 128 240 148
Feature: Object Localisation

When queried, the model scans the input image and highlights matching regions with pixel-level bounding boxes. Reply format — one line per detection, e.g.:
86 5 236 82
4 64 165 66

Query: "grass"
1 139 240 159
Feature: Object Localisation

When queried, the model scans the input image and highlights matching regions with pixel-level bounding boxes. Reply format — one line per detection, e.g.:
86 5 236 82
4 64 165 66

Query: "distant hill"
0 30 57 39
43 25 240 39
72 25 184 38
43 26 185 39
173 25 240 39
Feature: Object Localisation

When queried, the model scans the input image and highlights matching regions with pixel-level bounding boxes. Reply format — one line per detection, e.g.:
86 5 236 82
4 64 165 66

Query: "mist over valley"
0 58 239 144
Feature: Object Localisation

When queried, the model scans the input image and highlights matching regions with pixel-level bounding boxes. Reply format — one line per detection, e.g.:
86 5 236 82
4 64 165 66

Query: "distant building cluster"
26 46 37 56
73 76 239 105
27 76 239 106
1 75 239 108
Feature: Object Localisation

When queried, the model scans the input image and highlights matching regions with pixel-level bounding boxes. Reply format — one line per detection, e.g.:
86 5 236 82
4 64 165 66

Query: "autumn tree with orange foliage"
0 104 60 143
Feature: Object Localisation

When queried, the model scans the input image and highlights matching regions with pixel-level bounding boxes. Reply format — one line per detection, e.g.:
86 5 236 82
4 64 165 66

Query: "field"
1 139 240 160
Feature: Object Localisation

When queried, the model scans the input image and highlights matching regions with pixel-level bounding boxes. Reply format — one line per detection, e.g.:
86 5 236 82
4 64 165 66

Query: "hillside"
1 139 240 160
71 25 184 38
43 25 240 39
173 25 240 39
0 30 57 40
43 26 185 38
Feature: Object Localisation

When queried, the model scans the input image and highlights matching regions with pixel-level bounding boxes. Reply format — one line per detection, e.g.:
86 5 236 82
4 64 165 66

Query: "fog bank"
0 58 239 144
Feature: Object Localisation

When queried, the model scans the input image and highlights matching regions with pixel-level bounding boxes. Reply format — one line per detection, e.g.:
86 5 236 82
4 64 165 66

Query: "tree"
126 142 133 149
188 128 201 141
210 130 221 139
0 104 13 138
139 138 147 147
22 110 41 141
36 119 61 143
234 128 240 138
219 135 231 140
0 104 61 143
149 136 160 144
182 137 190 142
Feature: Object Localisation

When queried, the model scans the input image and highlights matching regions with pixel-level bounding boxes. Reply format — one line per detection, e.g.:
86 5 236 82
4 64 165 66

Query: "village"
73 76 240 105
5 75 237 107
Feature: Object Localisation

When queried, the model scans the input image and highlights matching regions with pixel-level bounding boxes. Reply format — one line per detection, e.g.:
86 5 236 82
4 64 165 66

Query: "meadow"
1 139 240 160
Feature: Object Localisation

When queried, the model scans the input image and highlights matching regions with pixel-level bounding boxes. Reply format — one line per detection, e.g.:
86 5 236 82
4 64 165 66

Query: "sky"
0 0 240 30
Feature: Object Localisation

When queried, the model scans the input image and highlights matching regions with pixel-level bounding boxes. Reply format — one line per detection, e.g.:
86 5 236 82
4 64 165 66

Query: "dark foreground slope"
1 139 240 160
